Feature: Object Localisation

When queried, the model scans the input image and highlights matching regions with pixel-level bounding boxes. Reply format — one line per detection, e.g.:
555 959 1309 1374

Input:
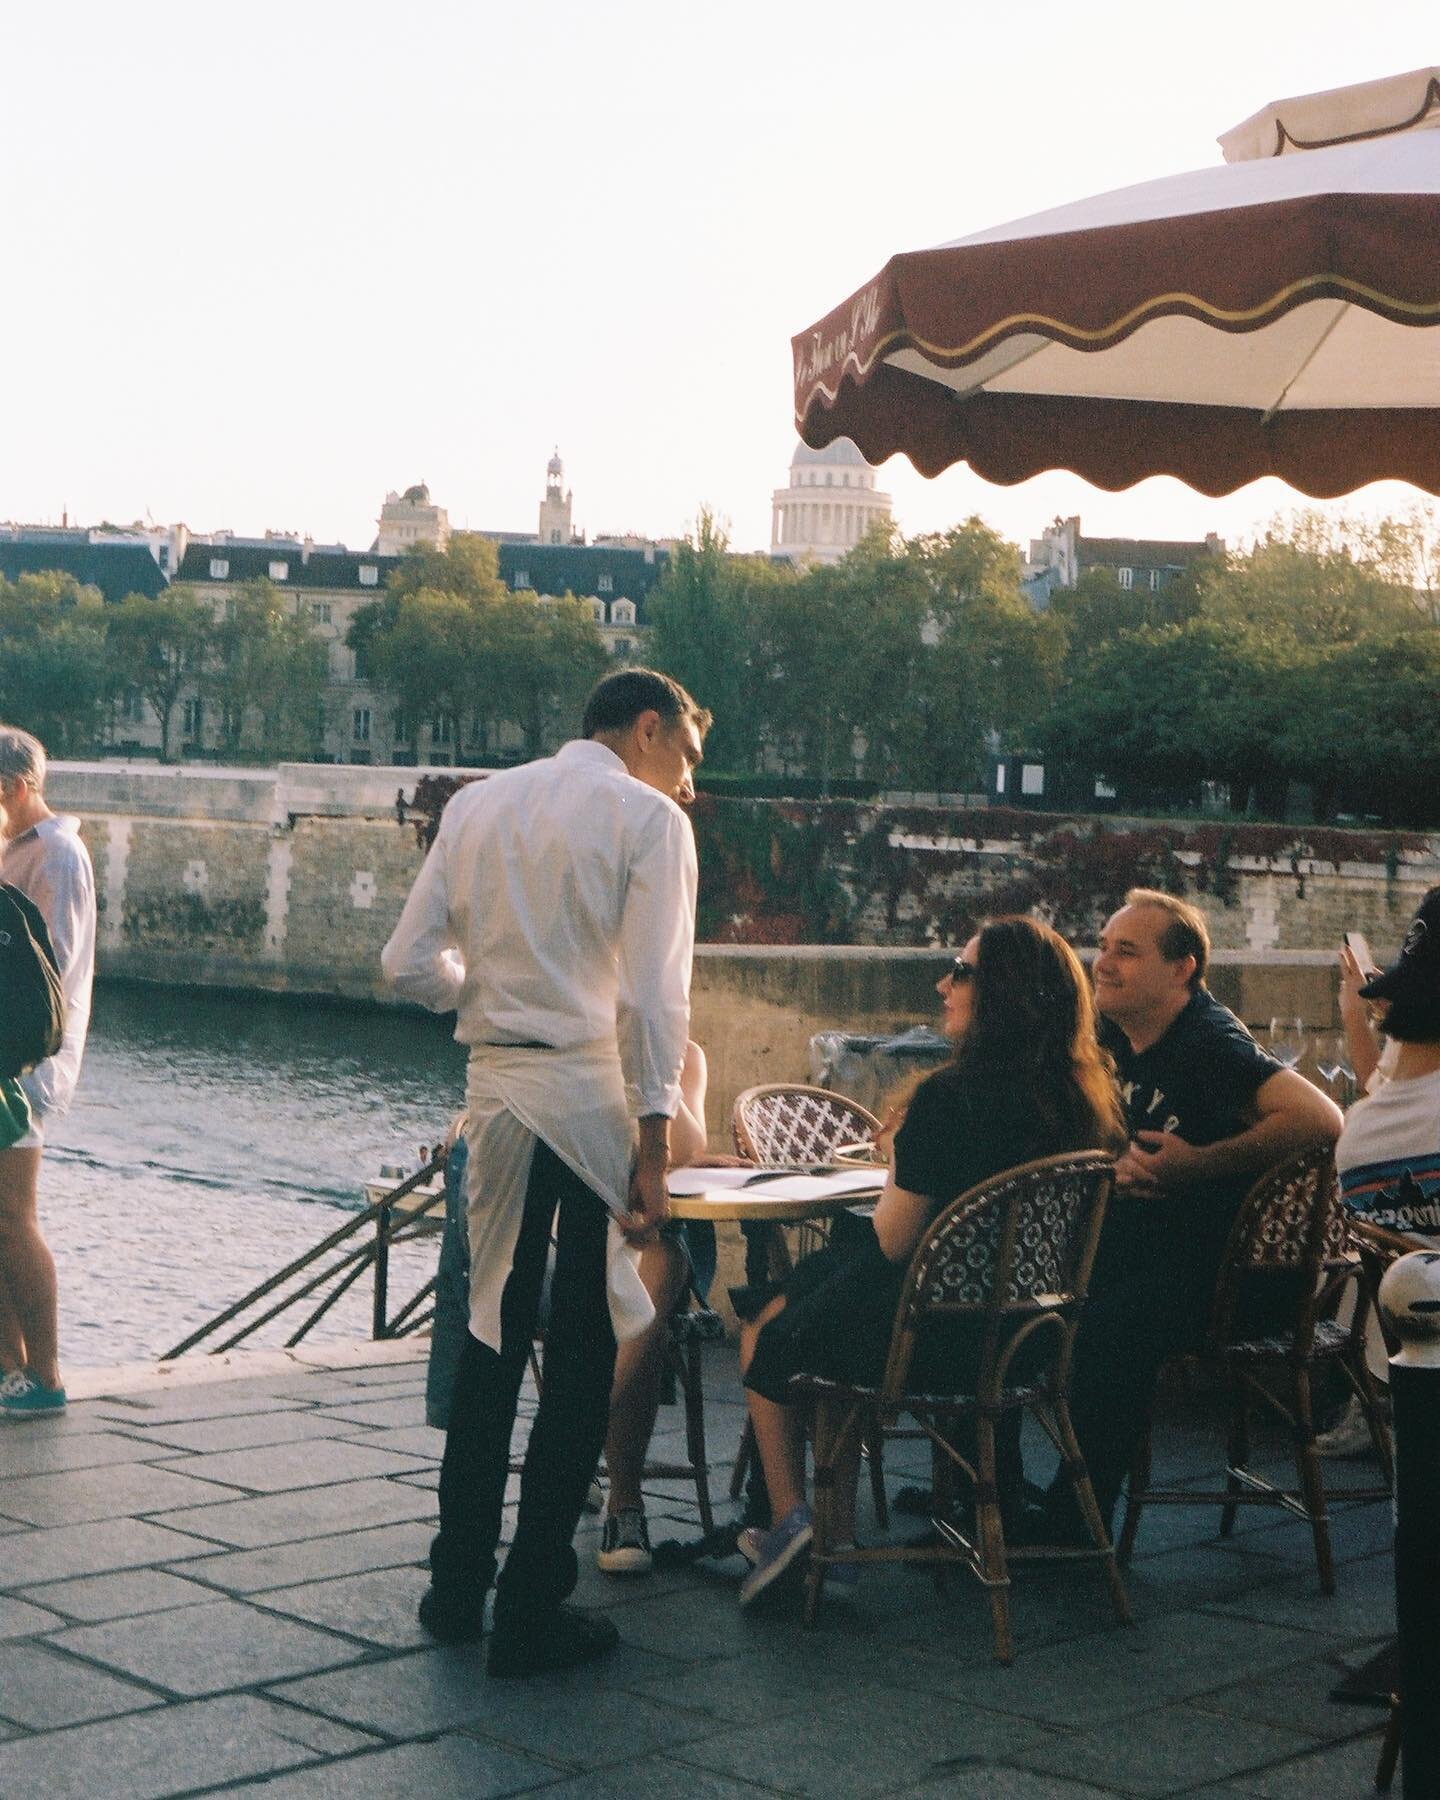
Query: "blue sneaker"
0 1369 66 1419
738 1504 813 1608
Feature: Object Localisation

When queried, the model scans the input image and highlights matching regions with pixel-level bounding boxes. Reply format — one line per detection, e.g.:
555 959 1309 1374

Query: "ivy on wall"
399 774 1432 947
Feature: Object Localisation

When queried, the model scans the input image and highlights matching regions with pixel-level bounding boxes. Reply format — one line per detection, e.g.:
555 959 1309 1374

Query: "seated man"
1033 888 1342 1540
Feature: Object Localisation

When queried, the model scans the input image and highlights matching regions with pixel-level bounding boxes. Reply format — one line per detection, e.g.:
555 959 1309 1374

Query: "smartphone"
1344 931 1374 973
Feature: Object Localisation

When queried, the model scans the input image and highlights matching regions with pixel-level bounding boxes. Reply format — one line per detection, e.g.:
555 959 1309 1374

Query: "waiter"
382 668 708 1679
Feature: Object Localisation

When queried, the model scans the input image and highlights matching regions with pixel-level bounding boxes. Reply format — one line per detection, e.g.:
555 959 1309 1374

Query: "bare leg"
740 1298 808 1521
604 1235 688 1513
0 1150 59 1388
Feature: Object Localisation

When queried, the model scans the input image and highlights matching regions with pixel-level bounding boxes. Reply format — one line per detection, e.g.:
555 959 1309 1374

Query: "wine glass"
1268 1016 1304 1070
1314 1035 1346 1099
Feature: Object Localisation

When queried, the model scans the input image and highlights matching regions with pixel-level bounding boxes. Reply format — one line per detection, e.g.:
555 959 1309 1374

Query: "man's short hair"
1125 887 1209 991
582 668 711 741
0 725 46 793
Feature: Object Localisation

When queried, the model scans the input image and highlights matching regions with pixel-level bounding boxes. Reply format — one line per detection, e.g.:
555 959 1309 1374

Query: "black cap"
1359 887 1440 1005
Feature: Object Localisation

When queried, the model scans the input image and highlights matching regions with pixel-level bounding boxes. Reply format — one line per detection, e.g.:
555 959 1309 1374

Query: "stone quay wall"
46 761 1440 1140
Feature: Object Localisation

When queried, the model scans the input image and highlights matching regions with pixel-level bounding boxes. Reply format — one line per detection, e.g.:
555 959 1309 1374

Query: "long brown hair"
953 916 1126 1152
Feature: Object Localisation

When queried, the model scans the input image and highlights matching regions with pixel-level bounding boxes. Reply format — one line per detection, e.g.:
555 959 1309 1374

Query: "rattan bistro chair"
1116 1145 1393 1594
794 1151 1130 1665
728 1083 886 1510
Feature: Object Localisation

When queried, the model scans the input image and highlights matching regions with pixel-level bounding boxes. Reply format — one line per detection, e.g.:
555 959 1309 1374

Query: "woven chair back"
1207 1143 1343 1353
881 1151 1114 1404
731 1083 881 1167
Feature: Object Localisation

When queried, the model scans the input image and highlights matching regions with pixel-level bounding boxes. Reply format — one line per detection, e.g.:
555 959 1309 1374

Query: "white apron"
463 1041 655 1352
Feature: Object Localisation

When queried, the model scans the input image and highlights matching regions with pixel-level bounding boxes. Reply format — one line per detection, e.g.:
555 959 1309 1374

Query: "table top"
667 1170 885 1222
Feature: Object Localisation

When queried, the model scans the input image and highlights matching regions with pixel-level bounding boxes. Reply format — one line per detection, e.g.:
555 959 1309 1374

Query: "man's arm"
380 828 465 1013
1131 1067 1342 1190
623 1114 672 1241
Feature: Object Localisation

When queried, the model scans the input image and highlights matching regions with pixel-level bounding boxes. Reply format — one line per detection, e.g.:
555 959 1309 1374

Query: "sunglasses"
946 957 976 985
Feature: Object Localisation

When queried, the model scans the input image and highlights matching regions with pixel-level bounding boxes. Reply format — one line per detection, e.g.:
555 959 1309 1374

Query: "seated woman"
736 915 1125 1607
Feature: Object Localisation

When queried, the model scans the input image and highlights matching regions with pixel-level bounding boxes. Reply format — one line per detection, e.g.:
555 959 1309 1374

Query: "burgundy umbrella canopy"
792 69 1440 498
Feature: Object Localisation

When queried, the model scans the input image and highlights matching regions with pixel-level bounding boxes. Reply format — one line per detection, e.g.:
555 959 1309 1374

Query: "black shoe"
1006 1500 1096 1550
488 1603 620 1679
417 1584 488 1645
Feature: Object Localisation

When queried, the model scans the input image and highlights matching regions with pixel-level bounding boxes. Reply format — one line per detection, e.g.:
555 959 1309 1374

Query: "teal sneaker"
0 1369 66 1419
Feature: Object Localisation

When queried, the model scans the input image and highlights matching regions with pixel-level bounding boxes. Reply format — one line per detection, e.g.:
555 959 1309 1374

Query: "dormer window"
612 600 635 625
1118 567 1134 589
209 557 230 579
358 564 379 587
514 569 530 590
591 599 605 623
269 560 289 582
598 573 614 594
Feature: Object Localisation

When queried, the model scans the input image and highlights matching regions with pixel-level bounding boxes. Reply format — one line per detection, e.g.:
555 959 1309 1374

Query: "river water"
41 984 468 1369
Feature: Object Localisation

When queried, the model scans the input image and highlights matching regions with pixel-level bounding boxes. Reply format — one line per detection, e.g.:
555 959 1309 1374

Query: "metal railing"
161 1153 448 1360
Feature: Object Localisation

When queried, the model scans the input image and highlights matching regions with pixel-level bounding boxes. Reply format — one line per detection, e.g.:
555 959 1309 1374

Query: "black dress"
740 1065 1090 1405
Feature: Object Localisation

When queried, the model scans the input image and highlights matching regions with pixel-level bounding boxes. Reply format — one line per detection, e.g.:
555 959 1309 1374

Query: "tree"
363 588 481 754
481 593 610 757
204 580 328 760
647 511 793 773
106 588 214 762
0 573 115 755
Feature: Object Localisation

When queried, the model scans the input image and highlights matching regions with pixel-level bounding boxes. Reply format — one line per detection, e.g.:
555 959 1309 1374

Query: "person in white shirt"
382 668 709 1678
1338 888 1440 1237
0 725 97 1420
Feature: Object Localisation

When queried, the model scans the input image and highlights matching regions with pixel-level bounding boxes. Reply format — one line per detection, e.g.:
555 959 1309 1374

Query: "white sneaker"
597 1507 653 1575
1315 1393 1385 1459
582 1476 605 1514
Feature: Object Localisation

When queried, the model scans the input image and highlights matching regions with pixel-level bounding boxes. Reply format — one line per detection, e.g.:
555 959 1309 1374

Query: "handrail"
161 1152 449 1361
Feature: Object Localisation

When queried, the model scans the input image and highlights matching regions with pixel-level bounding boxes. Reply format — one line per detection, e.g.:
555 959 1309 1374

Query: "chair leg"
1053 1397 1132 1628
1375 1694 1402 1793
729 1417 755 1502
864 1423 889 1530
1348 1349 1395 1486
1221 1372 1249 1539
973 1411 1014 1665
1292 1367 1335 1595
804 1398 839 1629
680 1341 714 1537
1116 1413 1153 1569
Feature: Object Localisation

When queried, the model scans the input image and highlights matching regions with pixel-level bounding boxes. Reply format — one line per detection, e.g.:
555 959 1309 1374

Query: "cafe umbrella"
791 67 1440 500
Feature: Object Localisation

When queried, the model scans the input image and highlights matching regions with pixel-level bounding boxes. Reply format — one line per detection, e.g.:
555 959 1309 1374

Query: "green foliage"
105 587 214 762
204 580 328 759
0 573 116 754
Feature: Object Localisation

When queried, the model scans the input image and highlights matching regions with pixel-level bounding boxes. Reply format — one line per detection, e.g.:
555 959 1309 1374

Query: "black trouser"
429 1136 617 1619
1047 1192 1301 1528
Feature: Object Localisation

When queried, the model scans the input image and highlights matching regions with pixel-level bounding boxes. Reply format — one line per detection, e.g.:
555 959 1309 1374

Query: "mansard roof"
0 540 169 602
175 543 400 590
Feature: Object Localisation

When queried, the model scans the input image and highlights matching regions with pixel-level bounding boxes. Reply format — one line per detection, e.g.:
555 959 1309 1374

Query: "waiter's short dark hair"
1125 887 1209 990
582 668 712 740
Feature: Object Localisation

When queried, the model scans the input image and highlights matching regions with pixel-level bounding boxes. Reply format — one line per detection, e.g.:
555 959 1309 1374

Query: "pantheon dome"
771 438 891 564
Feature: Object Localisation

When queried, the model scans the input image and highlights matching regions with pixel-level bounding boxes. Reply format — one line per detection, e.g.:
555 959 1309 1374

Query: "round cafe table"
666 1179 884 1224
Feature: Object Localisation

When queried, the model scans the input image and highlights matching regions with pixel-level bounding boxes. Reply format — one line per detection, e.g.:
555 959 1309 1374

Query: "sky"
3 2 1437 559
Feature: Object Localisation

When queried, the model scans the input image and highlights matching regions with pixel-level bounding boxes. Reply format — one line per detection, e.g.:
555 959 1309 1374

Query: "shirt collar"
555 739 629 777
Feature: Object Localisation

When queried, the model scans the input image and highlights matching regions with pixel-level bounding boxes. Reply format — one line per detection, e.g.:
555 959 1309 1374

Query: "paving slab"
0 1594 67 1639
148 1475 434 1548
328 1423 444 1459
896 1769 1124 1797
1184 1648 1391 1742
0 1640 163 1729
1202 1562 1396 1640
81 1383 311 1426
529 1752 791 1797
258 1563 436 1650
114 1409 349 1455
311 1395 429 1429
167 1518 433 1595
669 1684 1064 1798
1012 1699 1319 1797
0 1429 173 1478
242 1731 561 1796
150 1436 432 1494
1203 1726 1388 1795
0 1692 376 1799
0 1461 245 1527
0 1517 219 1587
47 1597 370 1695
18 1566 223 1624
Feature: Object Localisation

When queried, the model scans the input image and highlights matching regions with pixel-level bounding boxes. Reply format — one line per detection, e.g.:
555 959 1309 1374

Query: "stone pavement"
0 1340 1394 1798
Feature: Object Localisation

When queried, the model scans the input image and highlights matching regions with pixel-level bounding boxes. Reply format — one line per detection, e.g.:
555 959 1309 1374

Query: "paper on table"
738 1168 886 1202
667 1165 770 1196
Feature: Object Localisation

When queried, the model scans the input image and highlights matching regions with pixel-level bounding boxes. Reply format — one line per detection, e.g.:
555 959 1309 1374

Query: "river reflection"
44 983 466 1368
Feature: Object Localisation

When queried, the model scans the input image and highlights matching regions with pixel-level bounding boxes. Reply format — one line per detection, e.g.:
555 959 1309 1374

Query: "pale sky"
4 2 1436 559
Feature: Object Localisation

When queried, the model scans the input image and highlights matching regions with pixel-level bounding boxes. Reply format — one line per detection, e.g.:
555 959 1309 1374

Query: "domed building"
770 438 891 564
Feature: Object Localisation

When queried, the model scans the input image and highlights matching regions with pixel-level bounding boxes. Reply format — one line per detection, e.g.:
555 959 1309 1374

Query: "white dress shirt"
381 739 698 1347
